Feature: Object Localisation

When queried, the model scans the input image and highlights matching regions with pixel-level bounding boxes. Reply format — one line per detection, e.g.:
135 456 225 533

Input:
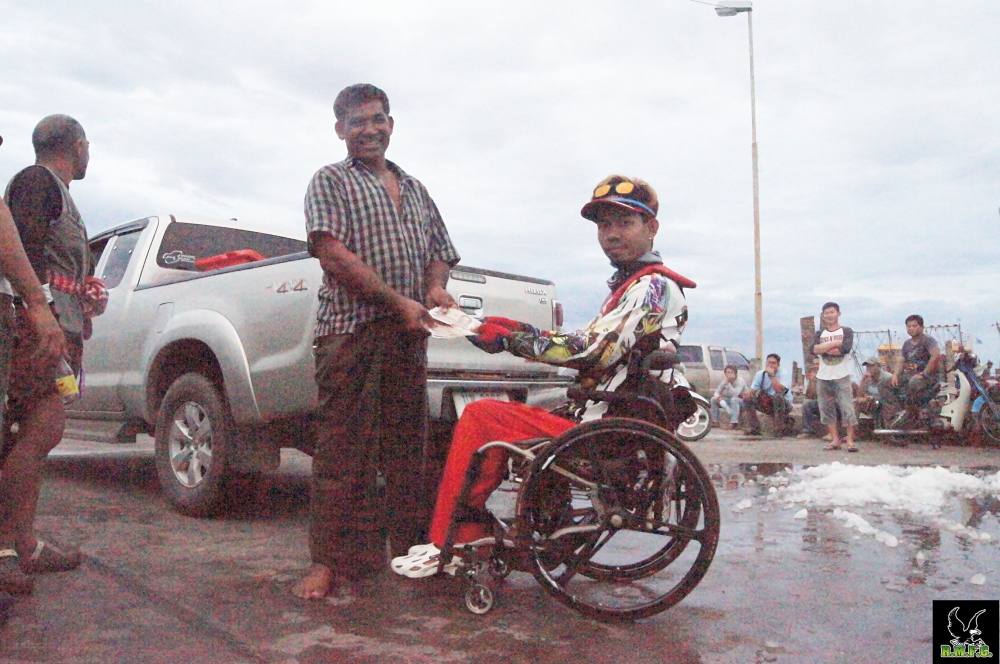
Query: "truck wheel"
154 373 235 516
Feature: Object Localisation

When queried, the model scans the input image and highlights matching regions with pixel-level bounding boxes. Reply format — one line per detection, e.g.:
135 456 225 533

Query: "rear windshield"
156 221 306 270
677 345 704 363
725 350 751 370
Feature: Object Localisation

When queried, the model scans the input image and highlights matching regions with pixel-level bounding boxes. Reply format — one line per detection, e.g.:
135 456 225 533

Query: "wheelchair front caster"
464 583 495 615
488 556 510 580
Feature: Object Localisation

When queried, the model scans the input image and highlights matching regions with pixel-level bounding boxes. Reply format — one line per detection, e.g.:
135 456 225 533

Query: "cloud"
1 0 997 366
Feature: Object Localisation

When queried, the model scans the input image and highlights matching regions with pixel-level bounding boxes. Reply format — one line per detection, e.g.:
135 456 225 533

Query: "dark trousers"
310 320 429 574
880 373 938 409
802 399 822 434
743 391 792 433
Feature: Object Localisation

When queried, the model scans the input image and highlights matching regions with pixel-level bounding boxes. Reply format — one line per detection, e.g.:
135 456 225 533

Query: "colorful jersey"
503 268 689 420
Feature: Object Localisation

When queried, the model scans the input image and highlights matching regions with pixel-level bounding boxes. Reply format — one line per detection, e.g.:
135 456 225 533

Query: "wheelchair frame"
437 351 721 621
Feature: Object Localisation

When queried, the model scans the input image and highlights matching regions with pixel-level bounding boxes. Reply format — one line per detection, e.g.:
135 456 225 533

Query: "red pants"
428 399 575 546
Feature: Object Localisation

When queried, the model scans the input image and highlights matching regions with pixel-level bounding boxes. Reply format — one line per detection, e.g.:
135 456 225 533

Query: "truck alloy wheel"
166 401 213 488
154 373 234 516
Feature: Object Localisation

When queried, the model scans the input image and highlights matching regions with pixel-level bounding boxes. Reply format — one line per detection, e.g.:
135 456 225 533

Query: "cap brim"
581 198 654 222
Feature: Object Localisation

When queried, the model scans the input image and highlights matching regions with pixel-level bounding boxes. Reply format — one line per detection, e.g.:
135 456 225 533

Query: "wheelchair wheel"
514 418 720 621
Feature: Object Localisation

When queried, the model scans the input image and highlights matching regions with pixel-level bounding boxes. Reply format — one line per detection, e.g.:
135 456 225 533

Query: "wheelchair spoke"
554 528 613 587
639 522 709 543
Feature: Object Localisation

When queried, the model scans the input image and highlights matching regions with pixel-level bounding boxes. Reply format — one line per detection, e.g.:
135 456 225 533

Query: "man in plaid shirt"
293 84 460 599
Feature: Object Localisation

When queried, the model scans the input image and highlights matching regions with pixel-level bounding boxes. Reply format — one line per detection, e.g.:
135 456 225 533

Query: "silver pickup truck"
67 215 569 515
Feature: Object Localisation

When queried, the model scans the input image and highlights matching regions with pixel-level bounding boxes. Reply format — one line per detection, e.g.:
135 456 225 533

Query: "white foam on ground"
771 463 1000 516
760 463 1000 549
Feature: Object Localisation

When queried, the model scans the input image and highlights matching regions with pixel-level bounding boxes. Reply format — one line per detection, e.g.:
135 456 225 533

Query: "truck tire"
154 372 237 516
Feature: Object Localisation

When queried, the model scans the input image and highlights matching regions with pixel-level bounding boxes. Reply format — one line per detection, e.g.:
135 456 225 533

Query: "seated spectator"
881 314 941 426
855 356 891 418
798 363 825 438
710 365 746 429
742 353 795 437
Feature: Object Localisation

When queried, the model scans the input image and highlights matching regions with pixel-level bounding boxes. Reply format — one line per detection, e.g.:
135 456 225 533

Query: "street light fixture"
694 0 763 363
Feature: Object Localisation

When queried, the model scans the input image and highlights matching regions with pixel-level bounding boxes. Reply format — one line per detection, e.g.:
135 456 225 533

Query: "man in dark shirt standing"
883 314 941 425
0 115 98 595
293 84 460 599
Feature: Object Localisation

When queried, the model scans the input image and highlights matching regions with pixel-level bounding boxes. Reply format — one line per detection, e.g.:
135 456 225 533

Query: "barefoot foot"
291 563 334 600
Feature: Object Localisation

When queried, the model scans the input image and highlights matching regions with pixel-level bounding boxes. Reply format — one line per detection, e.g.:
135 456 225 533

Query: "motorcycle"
670 364 713 442
873 351 997 446
971 375 1000 446
675 391 713 442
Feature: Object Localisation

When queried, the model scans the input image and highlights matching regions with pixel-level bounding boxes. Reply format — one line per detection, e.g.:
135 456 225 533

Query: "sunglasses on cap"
593 181 636 198
588 179 657 218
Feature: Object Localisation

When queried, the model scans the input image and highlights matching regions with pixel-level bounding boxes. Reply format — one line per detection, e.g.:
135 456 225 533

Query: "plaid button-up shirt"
305 157 460 337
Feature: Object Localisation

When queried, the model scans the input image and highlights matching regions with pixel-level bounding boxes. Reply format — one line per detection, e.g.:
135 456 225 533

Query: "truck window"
677 345 703 363
90 236 111 268
156 222 307 271
725 350 751 370
100 230 142 289
709 349 725 370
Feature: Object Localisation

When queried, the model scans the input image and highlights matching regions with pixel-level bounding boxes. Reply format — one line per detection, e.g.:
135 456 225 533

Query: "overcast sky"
2 1 997 371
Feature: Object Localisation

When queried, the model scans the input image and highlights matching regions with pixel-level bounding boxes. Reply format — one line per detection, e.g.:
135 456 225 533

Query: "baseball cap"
581 175 659 222
862 356 880 367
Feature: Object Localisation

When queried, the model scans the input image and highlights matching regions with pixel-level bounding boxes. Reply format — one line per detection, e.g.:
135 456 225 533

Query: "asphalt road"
1 429 998 663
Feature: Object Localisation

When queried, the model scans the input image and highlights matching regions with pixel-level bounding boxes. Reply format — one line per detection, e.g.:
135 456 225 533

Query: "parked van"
677 344 754 398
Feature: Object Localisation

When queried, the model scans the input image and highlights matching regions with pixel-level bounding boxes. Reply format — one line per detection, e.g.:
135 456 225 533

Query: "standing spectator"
0 190 67 596
882 314 941 426
710 365 745 429
0 115 104 595
812 302 858 452
293 84 461 600
980 361 993 381
742 353 794 437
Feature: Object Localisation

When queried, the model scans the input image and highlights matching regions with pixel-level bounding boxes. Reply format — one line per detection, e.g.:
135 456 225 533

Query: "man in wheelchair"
392 175 697 579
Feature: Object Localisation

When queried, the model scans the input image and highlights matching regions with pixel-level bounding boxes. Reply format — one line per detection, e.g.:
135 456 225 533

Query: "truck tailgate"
429 267 560 377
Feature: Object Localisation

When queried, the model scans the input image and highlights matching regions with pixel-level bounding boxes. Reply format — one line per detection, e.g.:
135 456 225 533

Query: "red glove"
82 276 109 318
470 322 511 354
483 316 525 332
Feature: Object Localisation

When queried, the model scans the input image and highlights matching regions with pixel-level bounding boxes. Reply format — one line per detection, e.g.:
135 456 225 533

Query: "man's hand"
827 347 842 356
394 296 432 337
425 285 456 311
24 303 66 362
891 374 900 388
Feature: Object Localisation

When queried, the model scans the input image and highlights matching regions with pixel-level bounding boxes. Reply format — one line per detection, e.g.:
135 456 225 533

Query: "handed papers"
426 306 481 339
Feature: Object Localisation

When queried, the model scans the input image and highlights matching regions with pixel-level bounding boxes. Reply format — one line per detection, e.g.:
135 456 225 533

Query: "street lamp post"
698 0 763 362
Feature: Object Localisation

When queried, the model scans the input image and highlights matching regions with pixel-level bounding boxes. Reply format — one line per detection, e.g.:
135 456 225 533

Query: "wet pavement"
1 430 998 663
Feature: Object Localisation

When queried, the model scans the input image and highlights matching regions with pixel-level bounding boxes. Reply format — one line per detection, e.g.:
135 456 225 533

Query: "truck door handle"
458 295 483 314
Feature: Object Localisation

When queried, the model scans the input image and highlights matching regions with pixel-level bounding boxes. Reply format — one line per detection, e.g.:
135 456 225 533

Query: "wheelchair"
438 350 721 621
